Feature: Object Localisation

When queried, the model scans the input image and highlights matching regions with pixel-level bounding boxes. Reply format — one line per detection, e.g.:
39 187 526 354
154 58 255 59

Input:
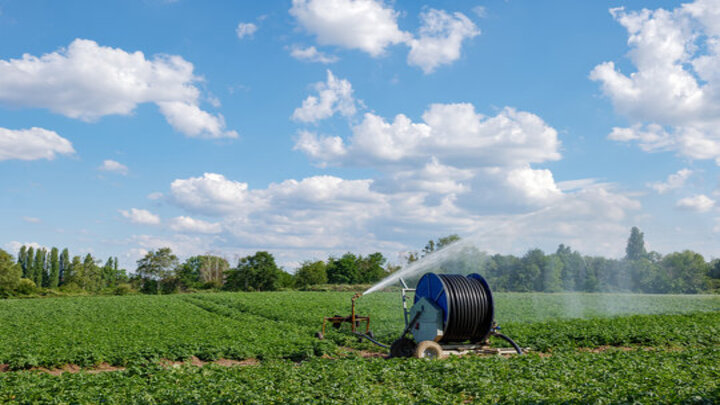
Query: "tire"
390 337 416 358
414 341 446 359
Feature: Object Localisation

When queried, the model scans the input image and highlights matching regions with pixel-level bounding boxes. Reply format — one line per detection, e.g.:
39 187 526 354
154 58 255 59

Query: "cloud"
591 1 720 164
169 216 222 234
289 0 409 57
407 9 480 74
0 127 74 161
22 217 41 223
3 241 45 254
292 70 358 122
170 172 252 216
0 39 236 139
290 45 339 64
236 22 258 39
159 169 640 259
130 234 217 258
147 192 164 200
289 1 480 73
295 103 560 168
506 167 562 203
119 208 161 225
472 6 487 18
98 159 129 175
676 194 716 212
647 168 692 193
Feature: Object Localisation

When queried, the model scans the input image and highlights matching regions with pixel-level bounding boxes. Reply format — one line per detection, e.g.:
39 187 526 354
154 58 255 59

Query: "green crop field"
1 292 719 403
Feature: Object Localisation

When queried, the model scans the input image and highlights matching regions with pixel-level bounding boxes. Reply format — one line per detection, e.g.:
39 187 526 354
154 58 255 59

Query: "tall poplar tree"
625 227 648 261
32 248 43 287
59 248 70 285
25 247 34 279
17 246 27 278
49 247 60 288
41 248 49 287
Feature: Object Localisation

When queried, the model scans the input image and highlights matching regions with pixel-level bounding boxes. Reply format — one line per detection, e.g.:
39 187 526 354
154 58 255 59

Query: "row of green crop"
196 290 720 332
195 292 720 351
1 292 718 370
2 348 719 404
0 295 332 369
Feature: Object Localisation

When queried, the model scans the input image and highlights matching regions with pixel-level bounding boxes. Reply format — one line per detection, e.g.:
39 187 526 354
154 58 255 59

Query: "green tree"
48 247 60 288
224 251 280 291
136 248 178 294
0 248 22 295
32 248 44 287
176 255 229 289
625 226 648 261
421 234 461 258
515 249 545 292
59 248 70 285
276 270 295 289
357 252 387 283
543 255 563 292
326 253 359 284
25 247 34 279
17 246 27 278
41 249 49 287
136 248 177 281
660 251 709 293
78 254 102 291
295 260 328 287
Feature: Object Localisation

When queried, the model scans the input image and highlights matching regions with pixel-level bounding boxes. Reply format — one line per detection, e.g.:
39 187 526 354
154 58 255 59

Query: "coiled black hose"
438 274 493 343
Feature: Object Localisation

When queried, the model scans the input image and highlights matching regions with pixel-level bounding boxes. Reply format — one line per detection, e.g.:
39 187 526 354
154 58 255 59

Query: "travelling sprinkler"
317 273 524 359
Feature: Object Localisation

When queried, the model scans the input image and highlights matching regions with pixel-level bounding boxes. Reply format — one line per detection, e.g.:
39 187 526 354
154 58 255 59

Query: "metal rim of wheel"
414 341 445 359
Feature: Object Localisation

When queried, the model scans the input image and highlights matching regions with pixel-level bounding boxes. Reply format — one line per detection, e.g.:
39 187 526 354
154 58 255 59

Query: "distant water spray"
364 208 551 295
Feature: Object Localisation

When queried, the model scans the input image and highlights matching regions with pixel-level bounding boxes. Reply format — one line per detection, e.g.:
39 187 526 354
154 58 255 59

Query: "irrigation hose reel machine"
318 272 524 359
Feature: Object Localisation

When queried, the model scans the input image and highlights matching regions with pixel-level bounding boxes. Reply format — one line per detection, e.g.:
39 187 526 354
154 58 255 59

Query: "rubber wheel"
414 341 446 359
390 337 416 358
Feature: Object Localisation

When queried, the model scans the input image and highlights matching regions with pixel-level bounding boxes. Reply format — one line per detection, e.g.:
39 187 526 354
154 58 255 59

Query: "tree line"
424 228 720 294
132 248 395 294
0 246 128 297
1 226 719 297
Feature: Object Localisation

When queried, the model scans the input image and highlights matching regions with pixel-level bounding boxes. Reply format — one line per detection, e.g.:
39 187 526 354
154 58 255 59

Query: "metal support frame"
320 293 371 336
401 287 415 329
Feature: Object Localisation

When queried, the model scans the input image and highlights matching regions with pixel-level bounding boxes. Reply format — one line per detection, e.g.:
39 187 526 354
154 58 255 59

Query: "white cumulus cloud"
98 159 128 175
290 45 338 64
676 194 716 212
236 22 258 39
292 70 358 122
170 172 252 216
169 216 222 234
0 127 74 161
296 103 560 168
0 39 236 139
647 168 692 193
119 208 161 225
591 1 720 164
289 1 480 73
289 0 409 57
407 9 480 74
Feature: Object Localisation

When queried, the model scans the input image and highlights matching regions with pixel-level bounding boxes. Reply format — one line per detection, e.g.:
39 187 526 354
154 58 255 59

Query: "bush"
59 282 84 294
15 278 37 295
114 283 134 295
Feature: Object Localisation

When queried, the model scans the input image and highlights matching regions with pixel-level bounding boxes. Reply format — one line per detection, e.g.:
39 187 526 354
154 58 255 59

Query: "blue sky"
1 0 719 270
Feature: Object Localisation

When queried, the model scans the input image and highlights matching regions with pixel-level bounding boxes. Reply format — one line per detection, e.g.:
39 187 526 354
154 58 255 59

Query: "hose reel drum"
390 272 523 358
